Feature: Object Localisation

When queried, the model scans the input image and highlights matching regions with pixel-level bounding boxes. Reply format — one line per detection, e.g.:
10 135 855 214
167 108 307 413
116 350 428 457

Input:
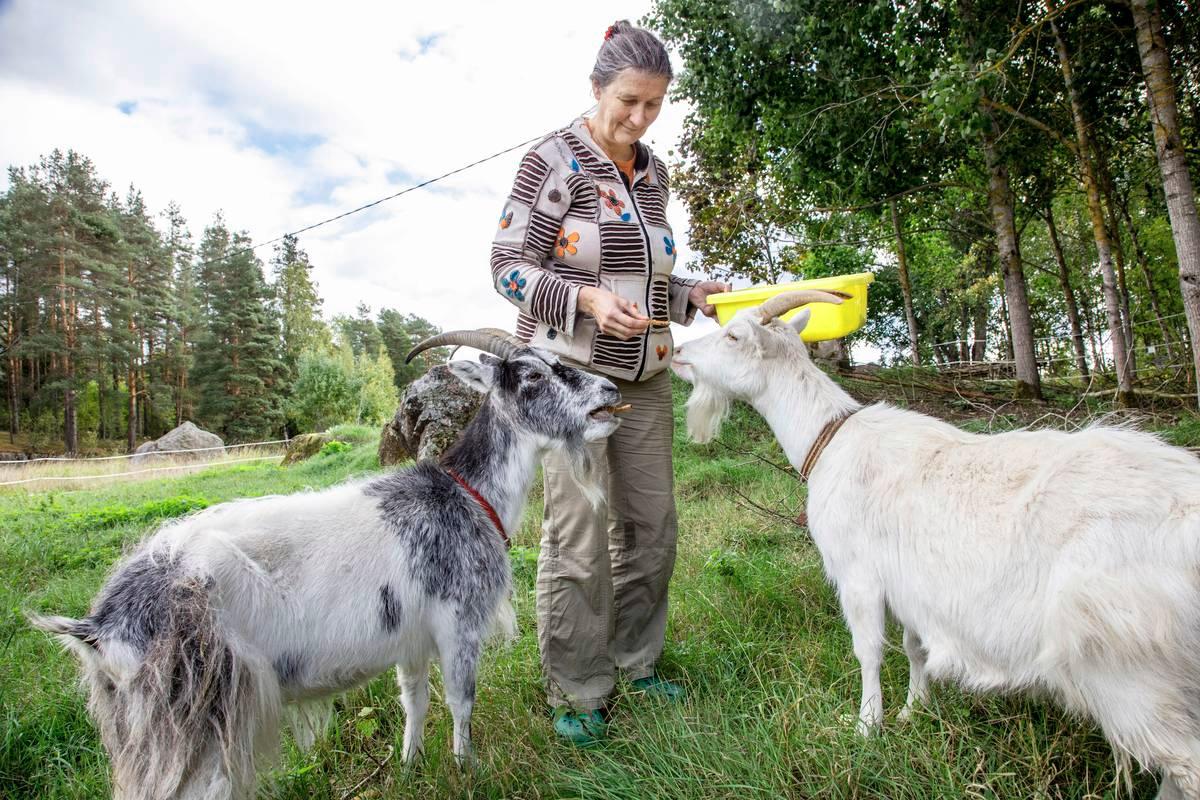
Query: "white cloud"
0 0 735 346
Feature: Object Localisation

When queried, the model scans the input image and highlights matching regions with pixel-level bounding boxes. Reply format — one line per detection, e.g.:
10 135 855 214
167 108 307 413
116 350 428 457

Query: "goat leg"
436 628 482 765
396 659 431 764
840 585 885 736
898 627 929 722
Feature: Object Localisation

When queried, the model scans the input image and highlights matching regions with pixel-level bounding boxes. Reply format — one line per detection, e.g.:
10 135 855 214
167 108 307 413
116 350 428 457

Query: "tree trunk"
1052 16 1134 404
1043 207 1090 379
1115 192 1174 355
971 248 992 362
1132 0 1200 406
971 302 988 362
127 364 137 453
5 272 18 442
127 260 139 452
958 301 970 363
1096 151 1138 372
889 200 921 365
981 118 1041 399
58 241 77 453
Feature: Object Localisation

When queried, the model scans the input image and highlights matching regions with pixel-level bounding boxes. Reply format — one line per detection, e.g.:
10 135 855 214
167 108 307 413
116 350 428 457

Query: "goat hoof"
897 706 914 723
841 712 880 737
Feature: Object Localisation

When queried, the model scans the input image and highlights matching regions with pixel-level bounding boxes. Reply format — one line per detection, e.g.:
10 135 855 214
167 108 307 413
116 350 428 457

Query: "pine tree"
193 216 285 441
271 233 330 375
377 308 442 390
332 303 383 358
112 187 174 448
162 202 197 427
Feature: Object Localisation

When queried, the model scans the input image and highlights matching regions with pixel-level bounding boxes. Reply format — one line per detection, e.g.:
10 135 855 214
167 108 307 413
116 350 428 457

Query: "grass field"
1 382 1192 799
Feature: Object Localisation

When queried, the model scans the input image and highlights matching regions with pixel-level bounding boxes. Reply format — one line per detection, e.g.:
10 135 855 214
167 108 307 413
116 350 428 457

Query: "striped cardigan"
490 117 698 382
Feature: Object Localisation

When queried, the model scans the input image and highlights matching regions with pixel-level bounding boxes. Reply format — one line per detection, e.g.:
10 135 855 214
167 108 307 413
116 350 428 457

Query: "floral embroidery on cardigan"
598 186 632 222
503 270 527 301
498 208 513 229
555 228 580 258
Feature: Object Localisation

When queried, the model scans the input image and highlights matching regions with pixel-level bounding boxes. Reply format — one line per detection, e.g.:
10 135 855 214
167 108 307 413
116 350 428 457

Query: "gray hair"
589 20 673 88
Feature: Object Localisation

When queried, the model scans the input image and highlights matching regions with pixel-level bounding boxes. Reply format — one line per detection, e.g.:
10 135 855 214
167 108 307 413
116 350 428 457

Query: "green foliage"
318 440 350 456
192 215 286 442
9 394 1193 798
649 0 1200 391
376 308 445 391
271 233 332 377
324 423 380 445
286 345 398 433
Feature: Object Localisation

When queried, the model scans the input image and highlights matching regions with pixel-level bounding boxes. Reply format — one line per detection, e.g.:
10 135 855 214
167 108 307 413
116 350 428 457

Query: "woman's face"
591 69 670 151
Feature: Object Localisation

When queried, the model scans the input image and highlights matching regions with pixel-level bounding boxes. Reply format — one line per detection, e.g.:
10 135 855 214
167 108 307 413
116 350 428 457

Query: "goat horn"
758 290 852 323
476 327 527 348
405 329 524 363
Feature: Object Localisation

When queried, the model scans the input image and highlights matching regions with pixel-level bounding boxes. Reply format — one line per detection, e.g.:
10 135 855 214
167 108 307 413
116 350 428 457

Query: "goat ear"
786 308 813 336
447 359 495 393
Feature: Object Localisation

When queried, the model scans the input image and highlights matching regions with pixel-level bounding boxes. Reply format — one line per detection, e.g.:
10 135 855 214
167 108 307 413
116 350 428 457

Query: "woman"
490 20 728 745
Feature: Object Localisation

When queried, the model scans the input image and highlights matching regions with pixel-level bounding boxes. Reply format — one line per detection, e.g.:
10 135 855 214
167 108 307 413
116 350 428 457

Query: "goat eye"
726 332 738 342
527 372 543 382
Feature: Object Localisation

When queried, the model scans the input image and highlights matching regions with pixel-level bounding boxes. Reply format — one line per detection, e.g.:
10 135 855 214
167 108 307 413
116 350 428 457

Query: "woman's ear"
592 80 602 102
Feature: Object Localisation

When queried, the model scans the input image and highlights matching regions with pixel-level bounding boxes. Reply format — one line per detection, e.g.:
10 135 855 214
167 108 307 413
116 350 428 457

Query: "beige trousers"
537 369 678 710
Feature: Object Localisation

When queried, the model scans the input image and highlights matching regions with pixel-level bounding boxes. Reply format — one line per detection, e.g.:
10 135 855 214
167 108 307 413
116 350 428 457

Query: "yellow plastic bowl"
707 272 875 342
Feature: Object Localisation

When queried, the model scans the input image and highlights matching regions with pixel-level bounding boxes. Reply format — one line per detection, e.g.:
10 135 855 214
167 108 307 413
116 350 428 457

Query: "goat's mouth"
589 403 631 422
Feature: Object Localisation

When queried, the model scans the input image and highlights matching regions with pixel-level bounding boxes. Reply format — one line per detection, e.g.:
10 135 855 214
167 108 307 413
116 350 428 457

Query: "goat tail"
33 579 281 800
121 577 280 800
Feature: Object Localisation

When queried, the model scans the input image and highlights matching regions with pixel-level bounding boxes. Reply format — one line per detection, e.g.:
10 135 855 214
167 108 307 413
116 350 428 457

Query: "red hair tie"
604 24 616 40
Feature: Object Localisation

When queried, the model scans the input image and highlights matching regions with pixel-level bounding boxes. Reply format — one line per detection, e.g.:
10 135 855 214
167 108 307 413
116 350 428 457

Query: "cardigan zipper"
624 173 654 382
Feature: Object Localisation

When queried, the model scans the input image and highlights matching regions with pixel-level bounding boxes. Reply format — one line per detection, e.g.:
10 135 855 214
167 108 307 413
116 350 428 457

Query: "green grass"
0 385 1183 799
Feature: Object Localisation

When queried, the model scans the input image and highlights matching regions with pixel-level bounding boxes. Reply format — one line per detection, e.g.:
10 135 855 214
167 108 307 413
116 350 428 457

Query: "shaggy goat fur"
672 305 1200 799
31 348 622 800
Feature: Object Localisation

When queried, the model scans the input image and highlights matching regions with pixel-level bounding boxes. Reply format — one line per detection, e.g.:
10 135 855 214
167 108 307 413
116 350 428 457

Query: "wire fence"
0 440 291 490
12 439 292 464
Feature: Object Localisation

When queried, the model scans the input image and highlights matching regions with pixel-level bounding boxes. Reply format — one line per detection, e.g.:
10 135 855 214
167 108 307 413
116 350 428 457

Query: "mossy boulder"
282 432 331 465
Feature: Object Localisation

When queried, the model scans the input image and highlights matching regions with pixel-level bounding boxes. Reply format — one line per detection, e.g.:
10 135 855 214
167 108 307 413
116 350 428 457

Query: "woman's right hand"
578 287 650 340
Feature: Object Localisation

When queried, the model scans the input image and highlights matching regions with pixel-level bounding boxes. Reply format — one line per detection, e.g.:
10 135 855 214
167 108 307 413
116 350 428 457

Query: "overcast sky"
0 0 735 344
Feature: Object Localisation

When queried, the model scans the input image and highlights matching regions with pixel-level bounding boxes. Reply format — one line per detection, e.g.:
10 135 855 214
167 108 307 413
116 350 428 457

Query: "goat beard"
686 384 731 444
564 444 606 512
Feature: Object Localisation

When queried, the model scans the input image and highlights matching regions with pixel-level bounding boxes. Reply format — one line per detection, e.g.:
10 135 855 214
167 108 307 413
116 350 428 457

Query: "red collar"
446 468 510 548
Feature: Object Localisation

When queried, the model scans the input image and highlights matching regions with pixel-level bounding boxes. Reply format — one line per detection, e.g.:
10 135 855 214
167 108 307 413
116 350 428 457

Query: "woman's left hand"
688 280 733 319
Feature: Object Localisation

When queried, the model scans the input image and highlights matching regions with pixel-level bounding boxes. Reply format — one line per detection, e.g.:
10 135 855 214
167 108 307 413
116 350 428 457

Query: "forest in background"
650 0 1200 405
5 0 1200 452
0 150 446 454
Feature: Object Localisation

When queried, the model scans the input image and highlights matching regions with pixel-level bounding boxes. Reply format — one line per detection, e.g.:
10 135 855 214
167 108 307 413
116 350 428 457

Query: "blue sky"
0 0 729 341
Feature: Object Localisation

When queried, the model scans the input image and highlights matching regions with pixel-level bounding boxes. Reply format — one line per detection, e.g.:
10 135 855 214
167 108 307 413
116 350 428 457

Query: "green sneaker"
551 706 607 746
631 674 685 701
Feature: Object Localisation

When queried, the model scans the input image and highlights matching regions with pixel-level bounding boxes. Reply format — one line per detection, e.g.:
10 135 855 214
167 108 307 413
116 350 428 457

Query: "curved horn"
757 290 851 323
476 327 527 348
405 329 523 363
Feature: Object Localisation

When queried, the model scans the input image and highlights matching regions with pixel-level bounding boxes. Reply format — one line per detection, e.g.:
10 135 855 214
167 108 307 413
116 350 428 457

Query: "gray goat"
30 329 624 800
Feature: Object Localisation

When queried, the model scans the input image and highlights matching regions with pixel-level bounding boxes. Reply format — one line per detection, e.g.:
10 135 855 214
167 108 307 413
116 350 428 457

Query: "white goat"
672 291 1200 800
30 329 625 800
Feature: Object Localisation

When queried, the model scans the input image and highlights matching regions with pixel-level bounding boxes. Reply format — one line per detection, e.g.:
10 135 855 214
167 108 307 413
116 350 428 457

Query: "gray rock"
808 338 851 371
379 365 483 466
131 421 225 463
282 432 331 465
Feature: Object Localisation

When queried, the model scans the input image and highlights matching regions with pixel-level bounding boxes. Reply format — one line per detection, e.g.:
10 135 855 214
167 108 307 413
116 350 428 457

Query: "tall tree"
271 233 330 374
377 308 443 390
1050 12 1133 403
1131 0 1200 406
162 201 197 426
193 216 285 441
